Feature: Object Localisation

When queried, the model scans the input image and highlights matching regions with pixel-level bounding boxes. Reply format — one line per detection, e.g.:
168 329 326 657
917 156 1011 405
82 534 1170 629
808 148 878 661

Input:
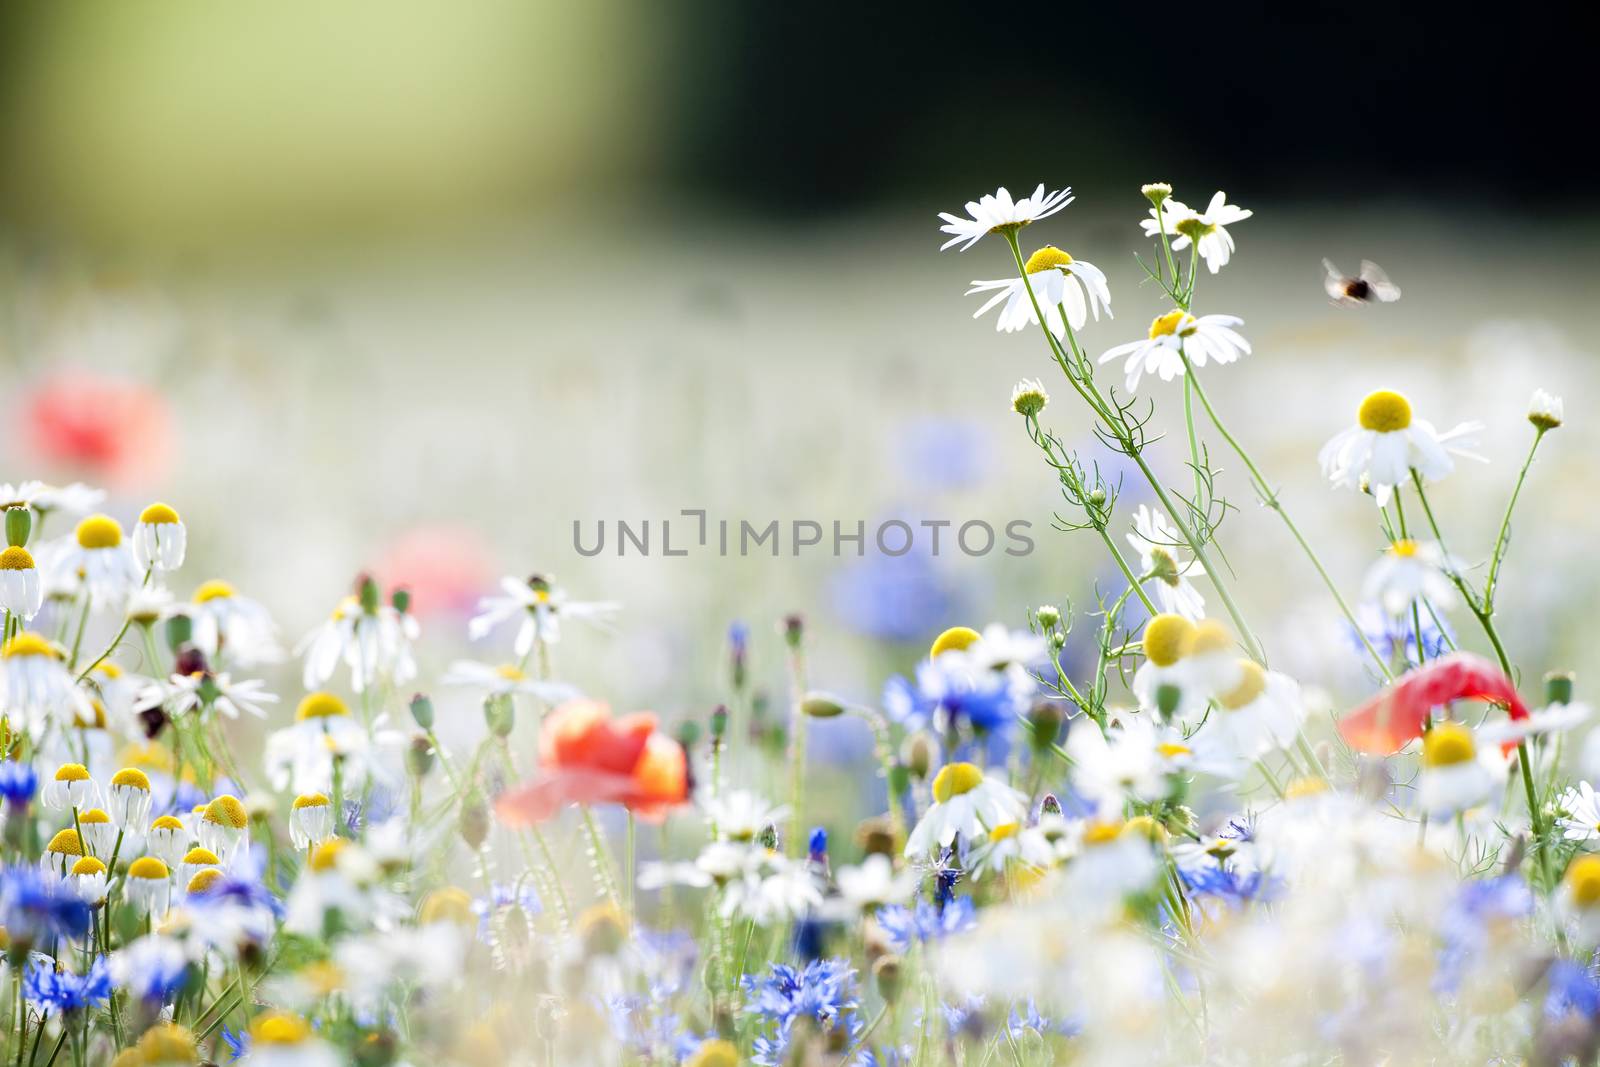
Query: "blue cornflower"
0 865 94 943
874 897 977 953
940 994 987 1039
830 550 960 645
1180 866 1281 907
109 934 190 1005
808 827 829 864
24 957 112 1014
219 1026 251 1062
0 761 39 805
1352 602 1453 669
1435 875 1534 994
744 959 861 1067
883 657 1027 739
1546 958 1600 1021
1008 998 1079 1038
728 621 750 658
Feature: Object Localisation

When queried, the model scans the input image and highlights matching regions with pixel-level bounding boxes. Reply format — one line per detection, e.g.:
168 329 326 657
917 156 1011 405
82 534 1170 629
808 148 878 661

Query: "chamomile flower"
2 632 92 730
1559 781 1600 842
1130 614 1205 720
1529 388 1564 431
1558 854 1600 945
198 795 250 860
132 502 186 572
178 846 222 889
54 514 142 601
1066 713 1190 813
1188 661 1306 779
139 670 278 723
0 545 44 621
1416 721 1504 817
42 763 99 812
469 574 619 656
967 245 1112 338
705 790 788 844
719 854 823 926
1141 191 1252 274
1318 390 1485 506
289 794 334 850
1099 309 1249 392
1126 506 1206 620
76 808 115 857
244 1012 342 1067
966 821 1056 881
938 184 1073 252
125 856 173 916
264 692 391 797
1362 539 1457 616
297 590 416 694
0 481 104 518
439 659 580 704
42 828 85 876
1062 820 1161 903
904 763 1024 856
834 854 918 913
188 580 282 666
69 857 107 905
1010 378 1049 417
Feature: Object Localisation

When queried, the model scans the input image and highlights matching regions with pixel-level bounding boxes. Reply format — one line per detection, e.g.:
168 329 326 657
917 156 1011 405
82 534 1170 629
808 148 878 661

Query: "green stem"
1096 528 1159 617
1484 428 1546 612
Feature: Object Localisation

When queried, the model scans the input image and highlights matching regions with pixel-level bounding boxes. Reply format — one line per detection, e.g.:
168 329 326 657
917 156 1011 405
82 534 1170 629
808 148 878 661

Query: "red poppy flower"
23 371 173 488
1338 652 1529 756
375 524 493 619
495 700 689 826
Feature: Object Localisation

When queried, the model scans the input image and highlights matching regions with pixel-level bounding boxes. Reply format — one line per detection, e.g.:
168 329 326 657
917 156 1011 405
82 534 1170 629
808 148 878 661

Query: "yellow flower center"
193 579 236 603
149 815 185 833
128 856 169 880
139 502 181 525
420 887 476 926
495 664 526 681
135 1024 197 1063
96 662 123 680
203 795 248 829
1567 855 1600 909
46 829 84 856
251 1013 312 1046
186 869 223 894
1081 821 1124 846
988 822 1021 843
0 546 35 571
1216 661 1267 711
72 857 107 877
687 1039 741 1067
79 808 111 825
1142 614 1195 668
1184 620 1232 658
929 626 981 659
4 633 57 659
120 741 175 774
298 961 346 996
1358 390 1413 433
76 514 124 549
932 762 984 803
1124 814 1166 842
1174 217 1216 240
296 691 350 721
309 838 348 872
111 768 152 791
1390 539 1419 558
1148 310 1189 339
292 793 330 810
182 846 221 865
1422 722 1476 768
1157 742 1191 759
1023 245 1074 274
54 763 91 783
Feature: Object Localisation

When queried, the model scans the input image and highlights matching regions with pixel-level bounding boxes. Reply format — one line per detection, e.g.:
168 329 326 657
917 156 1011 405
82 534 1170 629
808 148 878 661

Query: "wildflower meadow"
3 181 1596 1067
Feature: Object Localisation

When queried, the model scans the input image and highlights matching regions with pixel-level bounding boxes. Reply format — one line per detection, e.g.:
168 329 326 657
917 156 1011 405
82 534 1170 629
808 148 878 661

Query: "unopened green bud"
709 705 728 740
1036 605 1061 630
756 824 779 851
873 955 904 1003
1156 684 1182 718
164 613 193 653
459 798 490 851
1040 793 1063 817
408 693 434 729
1546 671 1576 706
406 735 435 778
781 614 805 650
483 694 515 738
1088 489 1107 508
901 733 935 779
391 587 412 615
801 692 846 719
1027 701 1064 751
4 507 31 549
675 720 702 748
358 575 381 614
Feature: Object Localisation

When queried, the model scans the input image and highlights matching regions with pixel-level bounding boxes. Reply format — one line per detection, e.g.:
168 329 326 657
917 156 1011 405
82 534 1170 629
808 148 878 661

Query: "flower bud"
406 736 435 778
675 720 702 748
357 574 381 614
1039 793 1063 817
391 587 412 615
800 692 846 719
887 763 911 800
483 694 515 738
1528 388 1564 432
1027 701 1064 751
4 507 31 549
781 614 805 650
164 613 193 653
459 798 490 851
1088 488 1106 508
709 704 728 741
1547 671 1576 706
1035 605 1061 630
872 954 904 1003
1141 182 1173 205
408 693 435 730
1010 378 1049 418
901 733 935 779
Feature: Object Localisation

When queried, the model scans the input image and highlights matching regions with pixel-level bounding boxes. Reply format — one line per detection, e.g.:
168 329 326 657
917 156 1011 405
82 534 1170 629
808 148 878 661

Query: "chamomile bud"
199 795 249 859
459 798 490 851
1035 604 1061 630
71 856 109 905
178 846 221 888
164 612 194 653
43 763 98 811
0 545 43 621
1141 182 1174 206
77 808 115 856
125 856 173 916
483 693 515 737
709 704 729 741
133 503 187 572
872 954 904 1003
901 732 935 779
290 794 334 849
1010 378 1050 418
1528 388 1564 432
406 736 435 779
1547 671 1576 707
147 815 190 867
801 692 846 719
109 768 153 828
408 692 434 729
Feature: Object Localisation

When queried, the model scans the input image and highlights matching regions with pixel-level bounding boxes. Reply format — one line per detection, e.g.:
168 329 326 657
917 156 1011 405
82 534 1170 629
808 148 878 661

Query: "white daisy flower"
1558 781 1600 842
2 632 92 732
967 245 1112 337
636 860 713 891
53 514 142 603
136 671 279 721
131 502 187 573
1318 390 1485 506
296 593 416 695
704 790 788 844
1483 700 1591 748
124 856 173 917
1098 309 1250 392
76 808 116 857
1067 713 1190 814
719 854 822 926
146 814 191 868
834 854 918 912
1062 820 1161 901
1528 388 1564 431
1416 722 1505 817
1126 506 1206 620
197 796 250 862
239 1014 342 1067
1188 661 1306 780
1130 614 1209 721
468 575 618 657
904 763 1024 856
439 659 580 704
1141 191 1252 274
0 481 105 520
938 184 1073 252
188 580 283 667
966 821 1056 881
1361 538 1458 616
961 623 1049 674
263 692 399 797
1010 378 1049 417
69 857 108 905
0 545 44 621
107 767 154 828
289 793 335 850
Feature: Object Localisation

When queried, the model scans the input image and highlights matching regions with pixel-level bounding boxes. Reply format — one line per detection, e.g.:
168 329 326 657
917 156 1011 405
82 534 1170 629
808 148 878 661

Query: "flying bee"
1322 259 1401 306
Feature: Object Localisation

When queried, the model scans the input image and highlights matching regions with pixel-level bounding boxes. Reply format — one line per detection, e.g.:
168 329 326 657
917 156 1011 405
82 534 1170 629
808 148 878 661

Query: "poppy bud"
4 507 30 549
409 693 434 730
164 613 193 653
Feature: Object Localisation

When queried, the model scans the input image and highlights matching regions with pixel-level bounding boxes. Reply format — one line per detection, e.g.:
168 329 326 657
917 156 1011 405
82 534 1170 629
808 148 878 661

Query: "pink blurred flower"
22 371 173 488
376 524 494 619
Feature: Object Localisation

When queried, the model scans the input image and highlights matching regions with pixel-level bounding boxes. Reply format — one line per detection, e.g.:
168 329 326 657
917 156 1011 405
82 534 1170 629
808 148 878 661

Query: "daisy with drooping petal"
1067 713 1190 814
0 545 44 621
1558 781 1600 842
296 587 417 695
2 633 92 732
42 763 99 811
1130 614 1207 721
1416 721 1505 817
264 692 382 797
136 670 279 722
469 574 619 658
1318 390 1485 506
125 856 173 916
904 763 1024 856
76 808 115 856
1528 388 1564 431
1010 378 1049 417
188 579 282 666
1141 191 1252 274
69 857 108 905
704 790 788 844
967 245 1112 338
1188 661 1307 779
132 502 186 572
290 794 335 850
938 184 1074 252
1362 539 1458 616
42 827 85 876
439 659 581 704
198 795 250 861
53 514 142 602
108 767 153 828
0 481 105 521
178 846 222 889
1126 506 1206 620
1098 310 1250 392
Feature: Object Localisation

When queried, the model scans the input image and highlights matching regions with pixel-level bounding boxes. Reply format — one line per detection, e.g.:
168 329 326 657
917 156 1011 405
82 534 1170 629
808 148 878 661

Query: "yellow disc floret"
687 1039 741 1067
46 829 83 856
419 887 476 927
929 626 982 659
54 763 91 783
1081 820 1125 846
0 546 35 571
128 857 170 880
182 847 220 866
111 768 152 791
134 1023 198 1064
1142 614 1195 668
987 822 1020 843
1390 539 1419 558
1023 245 1075 274
1358 390 1413 433
292 793 330 810
1216 661 1267 711
75 514 124 549
4 633 57 659
251 1013 312 1045
139 502 181 525
71 856 107 876
150 815 186 833
296 692 350 721
1567 855 1600 909
495 664 526 681
193 579 236 603
1184 620 1233 658
932 762 984 803
309 838 348 872
1148 310 1188 339
186 869 223 894
1422 722 1476 768
203 795 248 829
78 808 111 826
